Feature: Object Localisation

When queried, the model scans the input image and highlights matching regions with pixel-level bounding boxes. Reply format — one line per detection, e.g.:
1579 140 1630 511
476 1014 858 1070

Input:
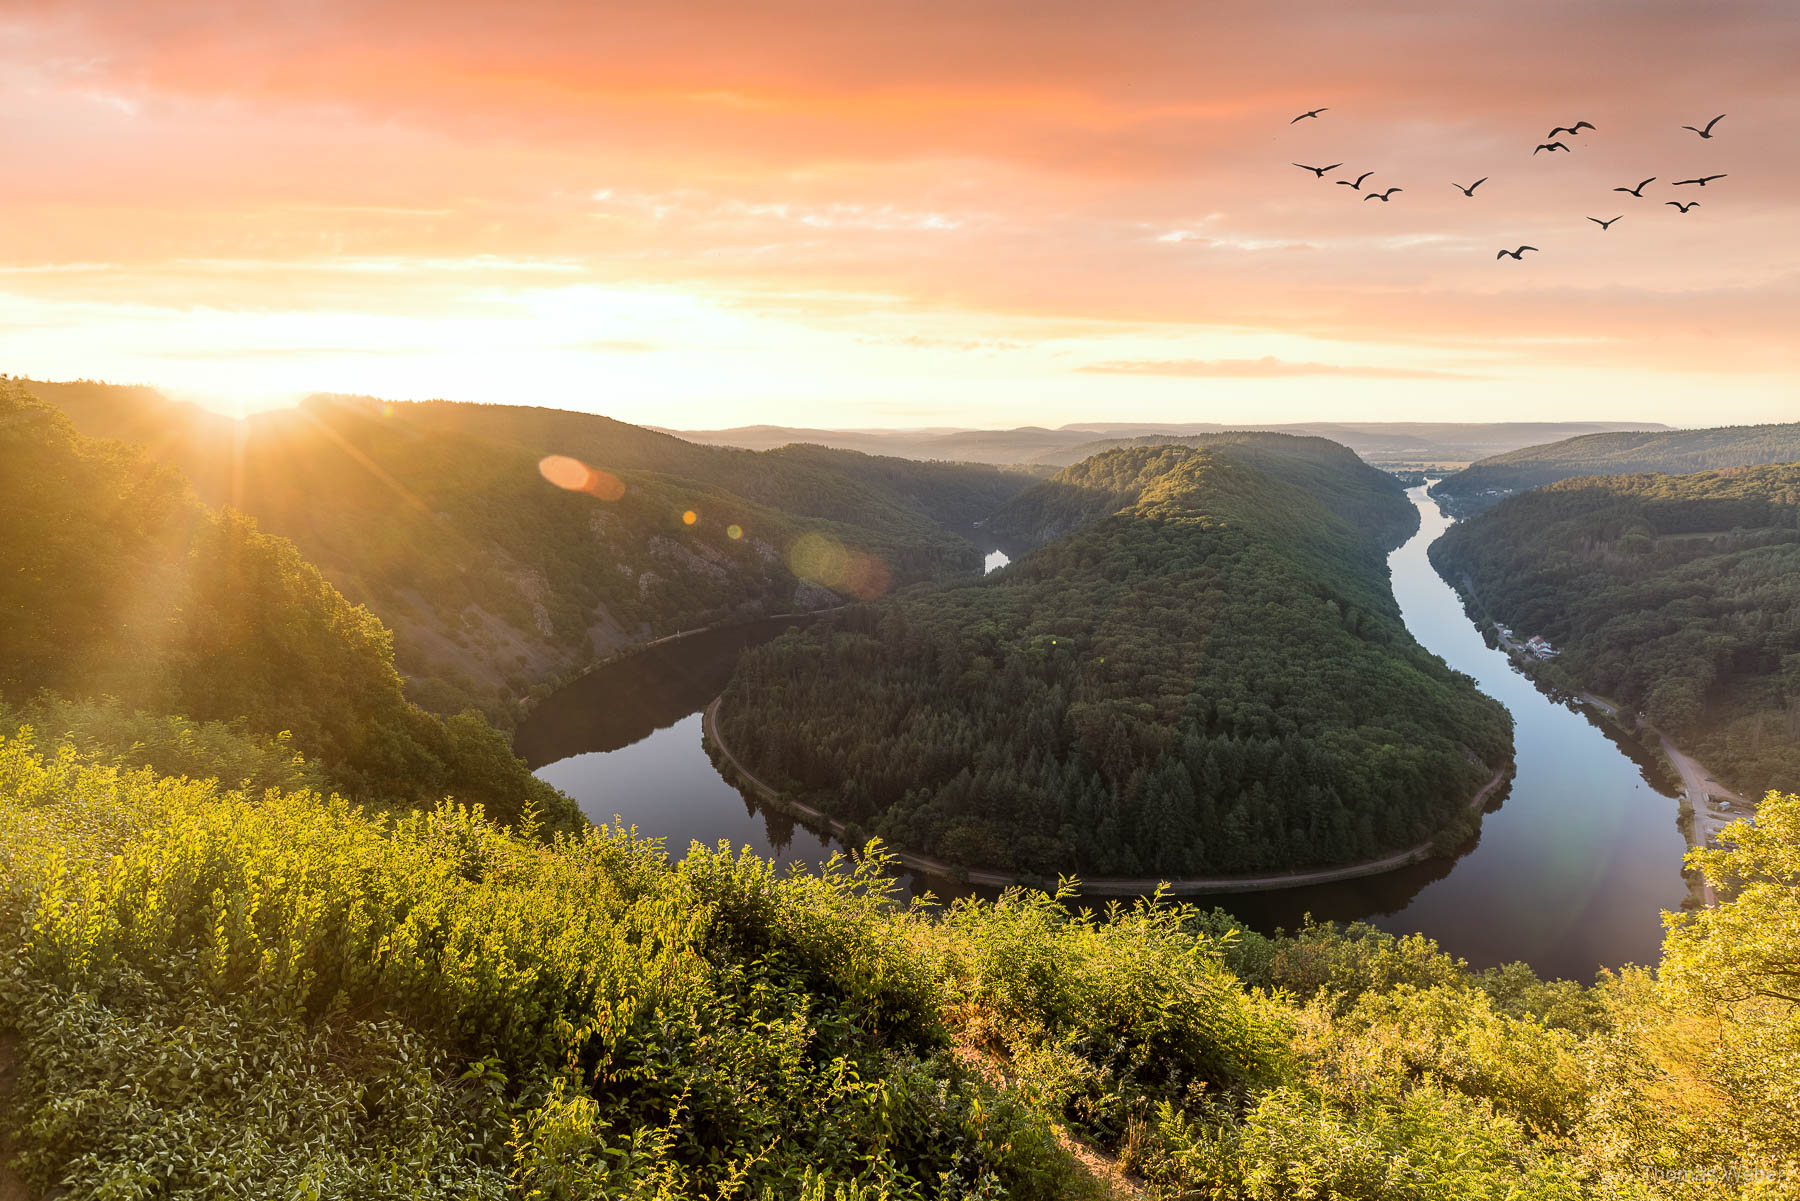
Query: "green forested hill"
719 443 1509 878
991 433 1418 550
24 381 1035 719
0 380 571 828
1 735 1792 1197
1432 423 1800 515
1431 464 1800 797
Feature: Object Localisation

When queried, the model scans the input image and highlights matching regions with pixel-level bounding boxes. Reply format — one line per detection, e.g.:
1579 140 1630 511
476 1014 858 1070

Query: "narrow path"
703 696 1506 897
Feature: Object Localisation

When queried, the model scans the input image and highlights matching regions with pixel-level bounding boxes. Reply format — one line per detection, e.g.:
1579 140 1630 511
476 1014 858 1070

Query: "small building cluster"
1523 634 1560 659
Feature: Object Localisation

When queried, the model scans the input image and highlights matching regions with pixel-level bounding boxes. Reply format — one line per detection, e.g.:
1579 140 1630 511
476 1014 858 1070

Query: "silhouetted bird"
1673 174 1727 186
1681 114 1726 138
1452 177 1489 196
1364 188 1402 202
1614 177 1656 196
1534 142 1570 155
1293 162 1343 178
1496 246 1539 260
1588 216 1621 230
1548 121 1595 137
1291 108 1329 123
1337 171 1375 190
1666 201 1700 213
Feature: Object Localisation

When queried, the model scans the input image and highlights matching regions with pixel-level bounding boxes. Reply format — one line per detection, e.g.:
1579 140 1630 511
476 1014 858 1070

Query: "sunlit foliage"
2 736 1795 1198
0 379 574 829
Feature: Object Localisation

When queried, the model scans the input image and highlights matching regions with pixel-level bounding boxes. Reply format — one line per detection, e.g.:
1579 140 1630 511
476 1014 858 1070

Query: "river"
518 487 1688 981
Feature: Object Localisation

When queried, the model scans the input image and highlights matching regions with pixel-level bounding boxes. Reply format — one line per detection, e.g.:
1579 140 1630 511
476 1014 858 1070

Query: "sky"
2 0 1796 427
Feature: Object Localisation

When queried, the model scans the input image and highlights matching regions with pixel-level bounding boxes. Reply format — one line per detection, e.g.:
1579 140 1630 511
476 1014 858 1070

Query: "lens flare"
538 455 625 501
682 510 698 525
787 532 891 600
726 524 743 539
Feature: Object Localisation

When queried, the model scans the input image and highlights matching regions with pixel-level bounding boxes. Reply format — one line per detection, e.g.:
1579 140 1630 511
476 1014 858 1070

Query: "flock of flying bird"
1285 108 1731 260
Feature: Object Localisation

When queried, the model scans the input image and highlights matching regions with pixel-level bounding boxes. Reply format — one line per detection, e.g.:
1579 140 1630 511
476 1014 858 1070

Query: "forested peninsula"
1431 463 1800 798
719 440 1512 878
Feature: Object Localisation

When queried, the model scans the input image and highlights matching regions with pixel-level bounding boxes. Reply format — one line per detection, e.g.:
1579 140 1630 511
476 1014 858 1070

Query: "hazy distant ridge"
1433 422 1800 515
665 420 1667 467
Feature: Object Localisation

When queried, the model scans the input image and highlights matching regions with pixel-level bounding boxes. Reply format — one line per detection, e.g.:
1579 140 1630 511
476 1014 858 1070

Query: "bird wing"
1364 193 1379 200
1322 163 1343 172
1673 178 1697 186
1587 217 1602 225
1472 177 1487 189
1704 114 1725 133
1548 127 1570 137
1356 171 1372 185
1552 142 1568 150
1574 121 1595 131
1496 250 1509 259
1292 163 1317 172
1704 174 1726 183
1521 246 1538 252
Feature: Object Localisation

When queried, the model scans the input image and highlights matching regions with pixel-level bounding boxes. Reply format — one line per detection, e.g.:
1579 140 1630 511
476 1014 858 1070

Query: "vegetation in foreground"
1 735 1796 1198
720 442 1510 877
1431 464 1800 798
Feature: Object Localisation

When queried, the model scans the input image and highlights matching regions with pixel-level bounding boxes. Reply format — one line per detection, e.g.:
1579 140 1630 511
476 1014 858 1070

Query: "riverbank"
702 695 1508 897
1454 578 1743 908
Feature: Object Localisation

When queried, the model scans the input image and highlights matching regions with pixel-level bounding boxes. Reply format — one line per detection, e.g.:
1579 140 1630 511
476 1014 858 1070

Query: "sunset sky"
3 0 1795 427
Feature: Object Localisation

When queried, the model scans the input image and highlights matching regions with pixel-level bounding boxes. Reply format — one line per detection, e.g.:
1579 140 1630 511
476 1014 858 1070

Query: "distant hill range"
663 420 1665 468
12 378 1037 721
1432 423 1800 516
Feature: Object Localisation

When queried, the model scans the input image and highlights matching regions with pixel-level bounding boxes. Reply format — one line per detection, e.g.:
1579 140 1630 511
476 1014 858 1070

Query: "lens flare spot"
726 524 743 540
788 533 891 600
682 510 698 525
538 455 626 501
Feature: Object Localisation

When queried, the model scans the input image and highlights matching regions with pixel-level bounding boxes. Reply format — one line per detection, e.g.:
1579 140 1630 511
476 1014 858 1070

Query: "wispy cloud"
1078 356 1480 381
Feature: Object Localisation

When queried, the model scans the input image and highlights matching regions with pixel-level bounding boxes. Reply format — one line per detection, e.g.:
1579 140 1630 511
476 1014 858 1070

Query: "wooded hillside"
720 442 1509 878
1431 463 1800 797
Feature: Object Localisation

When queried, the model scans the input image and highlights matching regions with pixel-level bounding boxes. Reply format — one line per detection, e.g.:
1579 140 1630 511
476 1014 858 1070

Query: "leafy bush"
2 736 1797 1198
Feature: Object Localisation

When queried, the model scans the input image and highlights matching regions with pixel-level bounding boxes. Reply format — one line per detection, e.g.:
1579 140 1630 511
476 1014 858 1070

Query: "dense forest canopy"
1432 422 1800 516
23 380 1036 720
989 433 1420 551
1432 463 1800 798
720 442 1510 878
2 731 1793 1197
0 379 571 829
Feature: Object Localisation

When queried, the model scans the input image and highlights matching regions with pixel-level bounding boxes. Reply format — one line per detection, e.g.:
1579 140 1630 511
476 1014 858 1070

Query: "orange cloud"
0 1 1794 423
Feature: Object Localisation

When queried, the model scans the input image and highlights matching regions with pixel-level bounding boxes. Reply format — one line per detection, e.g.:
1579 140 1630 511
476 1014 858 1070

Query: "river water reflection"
521 491 1687 981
